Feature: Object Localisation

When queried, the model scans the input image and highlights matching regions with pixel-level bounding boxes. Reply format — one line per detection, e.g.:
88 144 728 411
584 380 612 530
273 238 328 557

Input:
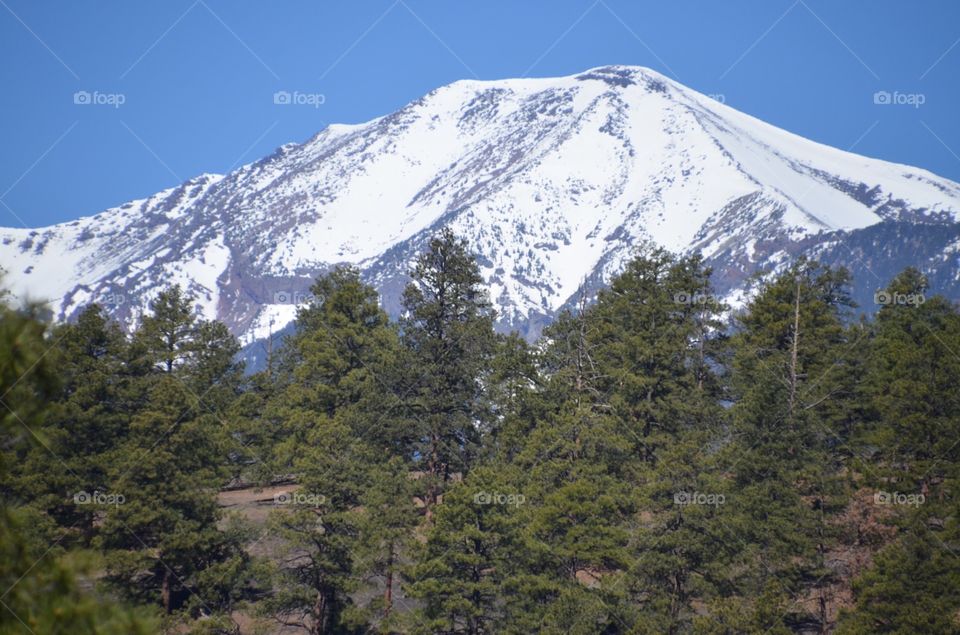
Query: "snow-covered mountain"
4 65 960 361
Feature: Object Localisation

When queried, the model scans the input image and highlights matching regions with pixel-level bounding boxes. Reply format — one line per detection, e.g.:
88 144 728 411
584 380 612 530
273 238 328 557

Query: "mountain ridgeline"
2 65 960 367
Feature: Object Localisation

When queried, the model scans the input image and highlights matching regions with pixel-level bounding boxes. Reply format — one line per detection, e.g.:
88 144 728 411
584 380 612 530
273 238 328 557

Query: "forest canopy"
2 231 959 634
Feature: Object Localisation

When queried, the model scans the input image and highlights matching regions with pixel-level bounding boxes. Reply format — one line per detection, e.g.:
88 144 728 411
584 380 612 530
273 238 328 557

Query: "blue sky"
2 0 959 227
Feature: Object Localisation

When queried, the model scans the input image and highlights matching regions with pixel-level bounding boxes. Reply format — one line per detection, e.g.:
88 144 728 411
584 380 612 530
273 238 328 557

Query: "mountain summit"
4 65 960 357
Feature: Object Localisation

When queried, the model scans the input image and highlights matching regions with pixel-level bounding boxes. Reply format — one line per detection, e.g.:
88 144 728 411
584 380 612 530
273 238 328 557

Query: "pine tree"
15 304 133 545
260 267 400 634
864 267 960 491
722 259 857 630
501 252 736 632
0 296 157 634
839 268 960 633
268 266 398 471
263 405 374 635
480 333 545 465
406 466 526 635
97 287 249 619
590 249 725 465
397 229 497 516
345 456 416 630
837 515 960 634
225 367 278 486
551 250 732 631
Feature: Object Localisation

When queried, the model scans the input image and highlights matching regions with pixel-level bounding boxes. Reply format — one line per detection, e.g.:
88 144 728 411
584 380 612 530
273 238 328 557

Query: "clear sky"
2 0 959 228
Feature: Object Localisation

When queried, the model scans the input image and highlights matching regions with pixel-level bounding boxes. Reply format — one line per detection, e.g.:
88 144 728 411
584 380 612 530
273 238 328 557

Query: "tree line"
2 229 959 634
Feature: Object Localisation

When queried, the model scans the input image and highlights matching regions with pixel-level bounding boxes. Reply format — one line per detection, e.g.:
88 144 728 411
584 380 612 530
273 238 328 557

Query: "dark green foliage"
396 229 497 512
12 304 134 543
590 249 726 463
0 297 157 634
839 269 960 633
838 516 960 634
864 268 960 489
718 259 859 629
7 240 960 634
406 467 523 635
351 456 419 631
481 333 545 464
96 287 250 620
259 266 403 634
268 266 399 469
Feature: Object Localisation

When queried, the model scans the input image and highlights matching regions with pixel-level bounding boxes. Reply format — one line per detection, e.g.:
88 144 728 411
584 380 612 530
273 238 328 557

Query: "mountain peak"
574 64 665 83
2 67 959 363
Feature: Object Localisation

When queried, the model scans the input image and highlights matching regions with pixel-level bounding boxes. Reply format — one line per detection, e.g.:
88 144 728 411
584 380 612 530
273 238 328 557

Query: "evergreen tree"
0 296 157 634
352 456 419 631
864 267 960 491
570 250 731 632
406 466 525 635
480 333 545 465
839 268 960 633
397 229 497 515
269 266 398 471
590 249 726 466
97 287 249 619
225 367 278 486
15 304 133 544
260 267 400 634
722 259 857 630
263 476 357 635
837 515 960 634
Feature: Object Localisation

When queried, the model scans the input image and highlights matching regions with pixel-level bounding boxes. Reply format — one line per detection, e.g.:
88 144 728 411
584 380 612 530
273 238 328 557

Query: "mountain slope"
3 65 959 354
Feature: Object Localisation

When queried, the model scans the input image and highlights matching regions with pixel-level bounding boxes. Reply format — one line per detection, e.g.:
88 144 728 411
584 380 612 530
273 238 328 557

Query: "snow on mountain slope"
2 65 959 351
1 174 224 316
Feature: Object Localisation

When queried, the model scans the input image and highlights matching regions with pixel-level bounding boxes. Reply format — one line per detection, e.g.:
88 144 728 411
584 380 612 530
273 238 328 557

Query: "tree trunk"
788 276 801 422
697 318 706 392
384 548 394 619
312 589 331 635
425 435 440 521
161 568 172 614
817 475 829 633
574 289 589 406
